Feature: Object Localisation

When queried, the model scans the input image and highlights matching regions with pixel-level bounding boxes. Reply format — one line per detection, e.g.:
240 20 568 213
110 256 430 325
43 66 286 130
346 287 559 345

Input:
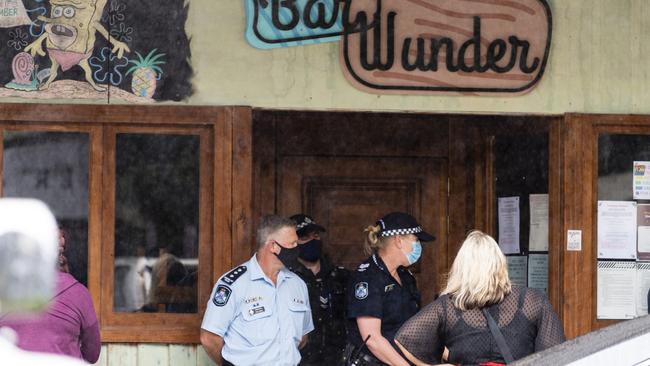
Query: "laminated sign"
340 0 552 95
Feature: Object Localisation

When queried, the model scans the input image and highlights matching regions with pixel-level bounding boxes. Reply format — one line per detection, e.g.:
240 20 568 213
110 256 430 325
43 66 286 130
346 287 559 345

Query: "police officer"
200 215 314 366
345 212 435 366
287 214 348 366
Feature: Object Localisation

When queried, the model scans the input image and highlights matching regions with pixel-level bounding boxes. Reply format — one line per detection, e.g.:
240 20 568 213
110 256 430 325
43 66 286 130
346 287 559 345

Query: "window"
2 130 90 286
0 105 246 343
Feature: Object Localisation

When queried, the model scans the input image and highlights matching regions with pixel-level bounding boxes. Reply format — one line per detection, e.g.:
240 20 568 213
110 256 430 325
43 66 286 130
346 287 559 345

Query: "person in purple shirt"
0 228 101 363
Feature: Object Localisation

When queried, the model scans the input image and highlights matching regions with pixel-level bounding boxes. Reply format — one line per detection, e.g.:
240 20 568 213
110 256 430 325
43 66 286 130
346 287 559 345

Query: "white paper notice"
567 230 582 251
498 196 520 254
597 201 637 260
635 263 650 316
597 261 636 319
529 194 549 251
634 161 650 200
507 256 527 288
528 254 548 293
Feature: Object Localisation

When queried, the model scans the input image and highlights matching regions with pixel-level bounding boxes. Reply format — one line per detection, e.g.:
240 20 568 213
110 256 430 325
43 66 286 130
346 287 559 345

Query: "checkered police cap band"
380 226 423 237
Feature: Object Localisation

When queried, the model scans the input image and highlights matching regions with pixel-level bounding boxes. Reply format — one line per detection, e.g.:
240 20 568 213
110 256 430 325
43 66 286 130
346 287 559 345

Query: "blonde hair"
441 230 512 310
363 224 390 255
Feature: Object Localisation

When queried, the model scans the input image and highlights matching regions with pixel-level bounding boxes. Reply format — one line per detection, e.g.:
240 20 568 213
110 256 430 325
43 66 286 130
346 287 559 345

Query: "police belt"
344 343 386 366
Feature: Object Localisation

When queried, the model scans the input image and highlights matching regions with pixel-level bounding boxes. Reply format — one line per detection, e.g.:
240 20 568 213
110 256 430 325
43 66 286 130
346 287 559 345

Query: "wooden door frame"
253 109 562 318
561 113 650 338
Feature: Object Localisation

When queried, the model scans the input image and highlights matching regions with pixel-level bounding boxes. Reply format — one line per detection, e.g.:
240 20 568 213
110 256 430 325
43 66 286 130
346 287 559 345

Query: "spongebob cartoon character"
24 0 130 91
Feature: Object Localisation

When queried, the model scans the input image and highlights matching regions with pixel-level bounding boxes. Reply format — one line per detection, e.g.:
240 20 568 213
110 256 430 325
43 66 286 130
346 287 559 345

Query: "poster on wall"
498 196 520 254
597 261 636 320
506 255 527 288
635 262 650 316
597 201 637 260
634 161 650 200
529 194 549 251
0 0 192 103
638 204 650 260
528 253 548 293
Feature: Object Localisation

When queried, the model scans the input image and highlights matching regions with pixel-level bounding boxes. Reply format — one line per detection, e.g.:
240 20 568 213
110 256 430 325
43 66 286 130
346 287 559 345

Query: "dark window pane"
598 134 650 201
2 131 89 286
114 133 199 313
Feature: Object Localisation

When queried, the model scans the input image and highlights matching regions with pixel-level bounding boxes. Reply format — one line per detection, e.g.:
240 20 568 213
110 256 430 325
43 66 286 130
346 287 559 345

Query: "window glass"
494 132 550 293
2 131 89 286
598 134 650 201
113 133 200 313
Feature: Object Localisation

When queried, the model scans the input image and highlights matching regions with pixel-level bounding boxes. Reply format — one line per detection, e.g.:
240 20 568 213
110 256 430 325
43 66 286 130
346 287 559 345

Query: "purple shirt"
0 272 101 363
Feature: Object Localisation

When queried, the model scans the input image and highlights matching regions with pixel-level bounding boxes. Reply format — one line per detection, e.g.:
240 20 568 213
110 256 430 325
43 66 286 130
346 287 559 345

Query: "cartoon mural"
0 0 192 102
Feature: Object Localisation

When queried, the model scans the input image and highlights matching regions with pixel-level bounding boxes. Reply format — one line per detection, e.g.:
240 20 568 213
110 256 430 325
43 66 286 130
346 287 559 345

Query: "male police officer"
288 214 348 366
200 215 314 366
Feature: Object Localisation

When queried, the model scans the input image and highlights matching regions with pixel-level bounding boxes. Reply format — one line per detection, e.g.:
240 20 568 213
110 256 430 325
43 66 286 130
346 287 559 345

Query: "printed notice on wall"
529 194 549 251
506 255 527 288
597 201 637 260
635 263 650 316
597 261 636 319
567 230 582 251
634 161 650 200
498 196 520 254
638 204 650 260
528 254 549 293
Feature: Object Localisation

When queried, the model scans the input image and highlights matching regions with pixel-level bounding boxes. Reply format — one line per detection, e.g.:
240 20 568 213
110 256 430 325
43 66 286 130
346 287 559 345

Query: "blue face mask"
405 240 422 265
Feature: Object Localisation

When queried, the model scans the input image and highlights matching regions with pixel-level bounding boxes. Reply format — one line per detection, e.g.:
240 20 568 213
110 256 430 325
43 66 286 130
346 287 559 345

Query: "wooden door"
253 110 450 304
277 156 447 303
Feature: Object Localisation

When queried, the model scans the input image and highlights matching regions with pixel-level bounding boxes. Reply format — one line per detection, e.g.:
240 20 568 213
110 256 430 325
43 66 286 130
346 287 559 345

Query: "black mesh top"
395 286 565 366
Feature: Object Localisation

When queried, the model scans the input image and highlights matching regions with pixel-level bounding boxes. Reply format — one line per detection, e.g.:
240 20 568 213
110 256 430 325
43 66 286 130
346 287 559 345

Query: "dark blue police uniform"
346 253 421 349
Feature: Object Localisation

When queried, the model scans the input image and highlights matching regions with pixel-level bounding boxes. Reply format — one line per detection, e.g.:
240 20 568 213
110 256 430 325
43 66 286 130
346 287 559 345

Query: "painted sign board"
340 0 552 95
245 0 344 49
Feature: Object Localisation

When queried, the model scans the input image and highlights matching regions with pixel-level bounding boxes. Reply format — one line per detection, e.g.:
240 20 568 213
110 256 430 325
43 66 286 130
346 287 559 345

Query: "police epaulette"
221 265 247 285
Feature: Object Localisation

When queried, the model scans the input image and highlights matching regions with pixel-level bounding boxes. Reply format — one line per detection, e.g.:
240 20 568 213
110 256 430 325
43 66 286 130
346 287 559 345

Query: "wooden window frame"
562 114 650 339
0 104 253 343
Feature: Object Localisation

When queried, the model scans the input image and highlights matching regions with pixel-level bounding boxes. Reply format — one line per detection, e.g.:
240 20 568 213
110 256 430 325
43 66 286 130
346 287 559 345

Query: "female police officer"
344 212 435 366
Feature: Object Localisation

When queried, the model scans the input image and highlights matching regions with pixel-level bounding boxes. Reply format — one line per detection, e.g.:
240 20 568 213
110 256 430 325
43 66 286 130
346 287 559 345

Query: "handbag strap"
481 307 515 364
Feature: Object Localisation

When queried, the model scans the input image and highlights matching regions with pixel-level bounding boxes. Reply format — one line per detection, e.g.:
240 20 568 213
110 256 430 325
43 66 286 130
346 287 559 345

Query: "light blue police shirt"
201 254 314 366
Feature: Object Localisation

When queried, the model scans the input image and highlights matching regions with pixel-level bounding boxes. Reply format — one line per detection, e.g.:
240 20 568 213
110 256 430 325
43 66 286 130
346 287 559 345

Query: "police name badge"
213 284 232 307
355 282 369 300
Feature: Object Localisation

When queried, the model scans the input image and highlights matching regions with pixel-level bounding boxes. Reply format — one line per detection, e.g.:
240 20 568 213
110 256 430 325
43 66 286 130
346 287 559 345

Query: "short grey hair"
256 215 296 249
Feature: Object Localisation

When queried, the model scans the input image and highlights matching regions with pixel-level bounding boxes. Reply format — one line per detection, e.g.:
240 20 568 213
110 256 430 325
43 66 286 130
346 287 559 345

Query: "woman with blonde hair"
344 212 435 366
395 230 564 366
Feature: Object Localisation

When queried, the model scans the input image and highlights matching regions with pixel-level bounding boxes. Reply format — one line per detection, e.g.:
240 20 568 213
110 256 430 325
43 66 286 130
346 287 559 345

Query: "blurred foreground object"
0 198 87 365
0 198 58 313
512 315 650 366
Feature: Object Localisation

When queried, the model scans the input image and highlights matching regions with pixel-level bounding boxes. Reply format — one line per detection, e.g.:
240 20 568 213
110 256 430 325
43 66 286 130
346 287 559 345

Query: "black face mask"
298 239 322 262
274 241 299 267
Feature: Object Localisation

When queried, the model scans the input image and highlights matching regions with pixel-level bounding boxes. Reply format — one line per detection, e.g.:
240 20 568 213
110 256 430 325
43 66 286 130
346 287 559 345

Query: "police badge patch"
213 284 232 307
355 282 369 300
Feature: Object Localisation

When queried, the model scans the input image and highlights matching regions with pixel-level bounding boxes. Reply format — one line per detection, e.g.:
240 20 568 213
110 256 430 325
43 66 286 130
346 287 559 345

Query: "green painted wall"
186 0 650 113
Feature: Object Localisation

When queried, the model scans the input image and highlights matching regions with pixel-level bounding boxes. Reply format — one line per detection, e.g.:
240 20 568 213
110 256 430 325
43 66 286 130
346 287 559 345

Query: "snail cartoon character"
24 0 130 91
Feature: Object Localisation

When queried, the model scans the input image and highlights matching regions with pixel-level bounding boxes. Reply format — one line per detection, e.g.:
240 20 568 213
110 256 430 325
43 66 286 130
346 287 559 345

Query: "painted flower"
110 22 133 43
88 46 130 86
102 0 126 25
8 28 28 51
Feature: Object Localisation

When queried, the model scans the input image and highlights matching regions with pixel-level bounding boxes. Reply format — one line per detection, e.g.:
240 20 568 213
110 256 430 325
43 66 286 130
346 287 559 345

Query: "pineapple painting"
126 49 165 99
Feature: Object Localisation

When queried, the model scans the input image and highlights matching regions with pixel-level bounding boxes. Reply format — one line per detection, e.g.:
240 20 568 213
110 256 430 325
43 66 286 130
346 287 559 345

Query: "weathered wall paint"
92 344 216 366
187 0 650 114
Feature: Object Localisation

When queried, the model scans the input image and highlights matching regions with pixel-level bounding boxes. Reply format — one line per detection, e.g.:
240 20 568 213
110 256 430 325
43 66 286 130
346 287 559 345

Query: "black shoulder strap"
220 265 247 285
482 307 515 364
